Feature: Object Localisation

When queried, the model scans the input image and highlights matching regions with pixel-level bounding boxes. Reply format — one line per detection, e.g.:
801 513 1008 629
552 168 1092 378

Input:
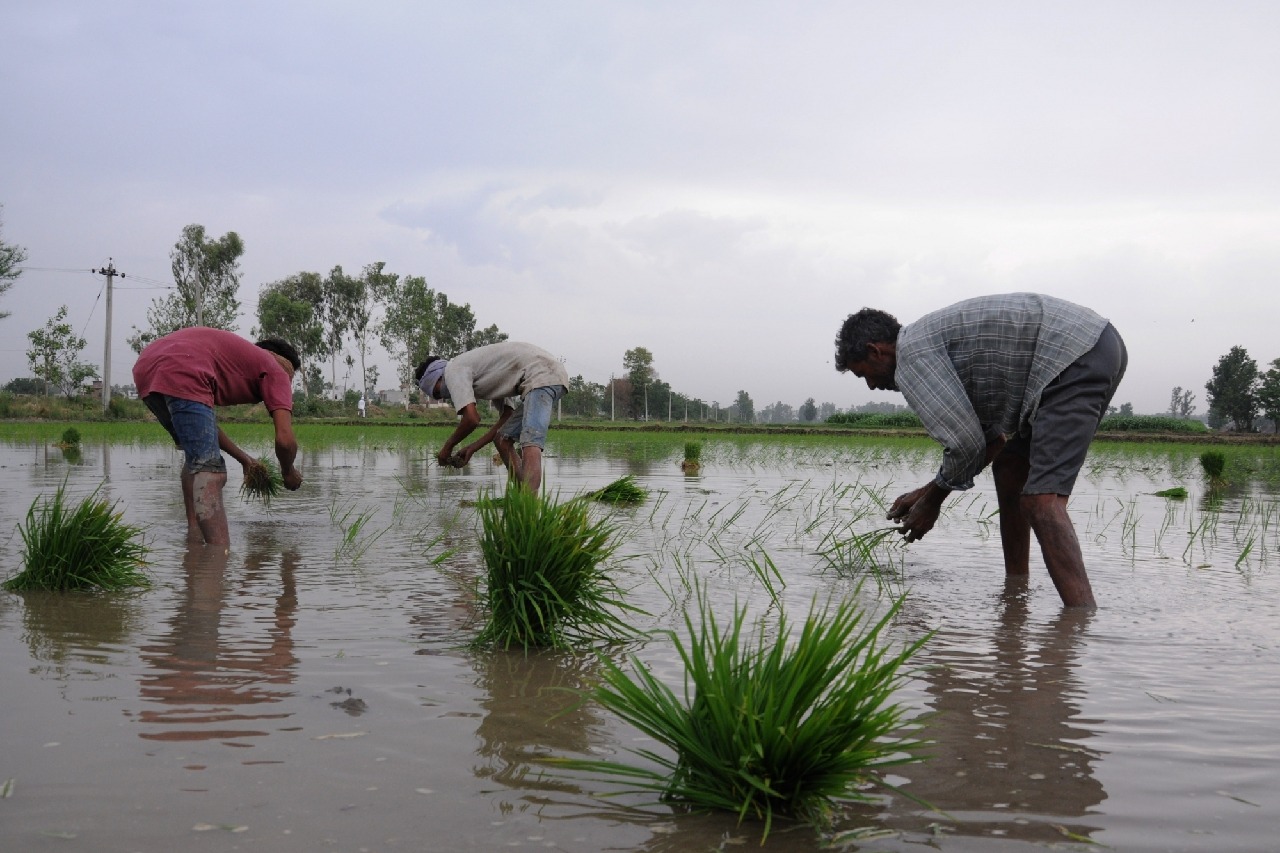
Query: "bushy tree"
1258 359 1280 433
732 389 755 423
129 224 244 351
1205 346 1259 431
4 377 44 395
256 272 325 395
378 274 507 387
0 205 27 321
27 305 98 397
799 397 818 422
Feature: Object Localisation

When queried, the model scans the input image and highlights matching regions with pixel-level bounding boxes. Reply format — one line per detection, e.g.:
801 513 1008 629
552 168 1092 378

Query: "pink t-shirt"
132 327 294 412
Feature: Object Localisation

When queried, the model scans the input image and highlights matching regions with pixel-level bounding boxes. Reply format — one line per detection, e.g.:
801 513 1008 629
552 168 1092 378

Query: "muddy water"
2 434 1279 852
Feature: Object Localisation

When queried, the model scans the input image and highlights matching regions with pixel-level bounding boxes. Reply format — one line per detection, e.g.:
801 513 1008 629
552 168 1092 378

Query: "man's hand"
282 466 303 490
887 482 948 543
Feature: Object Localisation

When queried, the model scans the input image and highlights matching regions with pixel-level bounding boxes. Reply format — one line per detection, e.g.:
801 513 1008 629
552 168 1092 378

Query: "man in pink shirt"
133 327 303 545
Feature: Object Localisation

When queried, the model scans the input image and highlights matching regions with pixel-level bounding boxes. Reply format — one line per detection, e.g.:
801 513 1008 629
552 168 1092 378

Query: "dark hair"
834 309 901 372
256 337 302 371
414 356 443 385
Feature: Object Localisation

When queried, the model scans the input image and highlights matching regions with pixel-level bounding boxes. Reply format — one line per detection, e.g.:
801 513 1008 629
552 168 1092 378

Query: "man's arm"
270 408 302 490
437 403 484 466
455 404 515 465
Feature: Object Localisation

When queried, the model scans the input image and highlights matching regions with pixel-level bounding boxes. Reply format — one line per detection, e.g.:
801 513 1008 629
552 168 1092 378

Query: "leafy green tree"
799 397 817 422
0 206 27 321
129 225 244 351
4 377 44 395
1118 402 1134 417
1205 345 1260 431
1258 358 1280 432
255 272 325 394
562 375 605 417
1168 386 1196 419
732 389 755 423
623 347 655 419
377 273 436 387
27 305 98 397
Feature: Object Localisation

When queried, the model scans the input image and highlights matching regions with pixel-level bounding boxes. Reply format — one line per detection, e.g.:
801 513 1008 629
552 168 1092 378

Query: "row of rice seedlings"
548 582 928 840
3 482 150 592
474 483 642 650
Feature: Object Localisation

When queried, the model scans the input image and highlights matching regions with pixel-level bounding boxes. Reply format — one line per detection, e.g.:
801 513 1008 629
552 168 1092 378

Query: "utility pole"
610 374 615 421
93 260 125 414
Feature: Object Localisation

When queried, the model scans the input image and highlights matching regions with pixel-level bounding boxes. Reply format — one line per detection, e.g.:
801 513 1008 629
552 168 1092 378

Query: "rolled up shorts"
143 393 226 474
1005 323 1128 496
498 385 567 449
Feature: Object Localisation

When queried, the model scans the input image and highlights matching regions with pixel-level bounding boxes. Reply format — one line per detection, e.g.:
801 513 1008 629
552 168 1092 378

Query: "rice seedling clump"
475 484 637 649
1199 451 1226 482
586 475 647 506
3 483 150 592
241 457 284 505
58 427 81 448
681 442 702 473
557 586 927 838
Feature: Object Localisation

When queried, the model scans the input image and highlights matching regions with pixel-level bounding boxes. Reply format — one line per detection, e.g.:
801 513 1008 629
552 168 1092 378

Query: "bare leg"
191 471 231 546
495 435 521 481
992 452 1032 576
1022 493 1096 608
180 470 203 543
520 445 544 492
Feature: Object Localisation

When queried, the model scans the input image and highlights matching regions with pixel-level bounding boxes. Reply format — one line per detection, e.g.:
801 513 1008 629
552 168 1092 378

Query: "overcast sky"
4 1 1278 416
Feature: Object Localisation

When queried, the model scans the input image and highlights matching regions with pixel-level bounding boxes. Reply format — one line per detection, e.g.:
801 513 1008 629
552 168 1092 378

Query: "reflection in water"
136 539 299 742
17 589 142 679
472 649 605 795
892 577 1105 843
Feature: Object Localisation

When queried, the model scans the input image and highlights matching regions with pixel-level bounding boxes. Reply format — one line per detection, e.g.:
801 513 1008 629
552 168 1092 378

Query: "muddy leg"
191 471 230 546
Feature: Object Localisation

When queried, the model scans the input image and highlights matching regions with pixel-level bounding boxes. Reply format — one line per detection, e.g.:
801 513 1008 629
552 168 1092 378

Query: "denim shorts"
1005 323 1128 495
143 394 226 474
498 385 566 449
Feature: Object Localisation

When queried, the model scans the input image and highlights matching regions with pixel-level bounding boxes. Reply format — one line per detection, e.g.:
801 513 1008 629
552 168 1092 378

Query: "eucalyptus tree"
255 272 325 396
27 305 98 397
321 263 384 398
129 224 244 351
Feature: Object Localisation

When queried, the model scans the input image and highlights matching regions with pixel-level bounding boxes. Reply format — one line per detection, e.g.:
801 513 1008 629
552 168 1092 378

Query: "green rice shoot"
3 482 150 592
474 482 639 649
585 475 647 506
241 456 284 505
681 442 702 472
548 583 928 839
58 427 81 448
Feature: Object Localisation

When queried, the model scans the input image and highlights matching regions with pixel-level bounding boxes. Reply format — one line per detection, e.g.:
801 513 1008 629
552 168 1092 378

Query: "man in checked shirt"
835 293 1127 607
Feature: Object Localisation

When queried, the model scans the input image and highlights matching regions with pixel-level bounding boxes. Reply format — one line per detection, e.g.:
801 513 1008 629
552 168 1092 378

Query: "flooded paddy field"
2 424 1279 852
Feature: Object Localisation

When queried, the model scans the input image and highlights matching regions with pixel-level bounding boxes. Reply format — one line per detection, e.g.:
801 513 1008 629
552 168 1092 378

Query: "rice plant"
58 427 81 448
3 482 150 592
475 483 640 649
240 456 283 506
585 475 647 506
551 584 928 839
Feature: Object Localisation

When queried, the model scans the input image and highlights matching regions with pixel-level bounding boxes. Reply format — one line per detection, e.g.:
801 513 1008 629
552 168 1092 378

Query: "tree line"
1201 346 1280 432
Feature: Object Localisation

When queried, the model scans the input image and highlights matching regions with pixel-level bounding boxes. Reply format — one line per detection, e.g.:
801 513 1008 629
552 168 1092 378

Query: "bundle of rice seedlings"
475 483 639 649
241 457 284 505
58 427 81 448
551 584 927 839
1199 451 1226 483
680 442 702 473
1154 486 1189 499
585 475 647 506
3 483 150 592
